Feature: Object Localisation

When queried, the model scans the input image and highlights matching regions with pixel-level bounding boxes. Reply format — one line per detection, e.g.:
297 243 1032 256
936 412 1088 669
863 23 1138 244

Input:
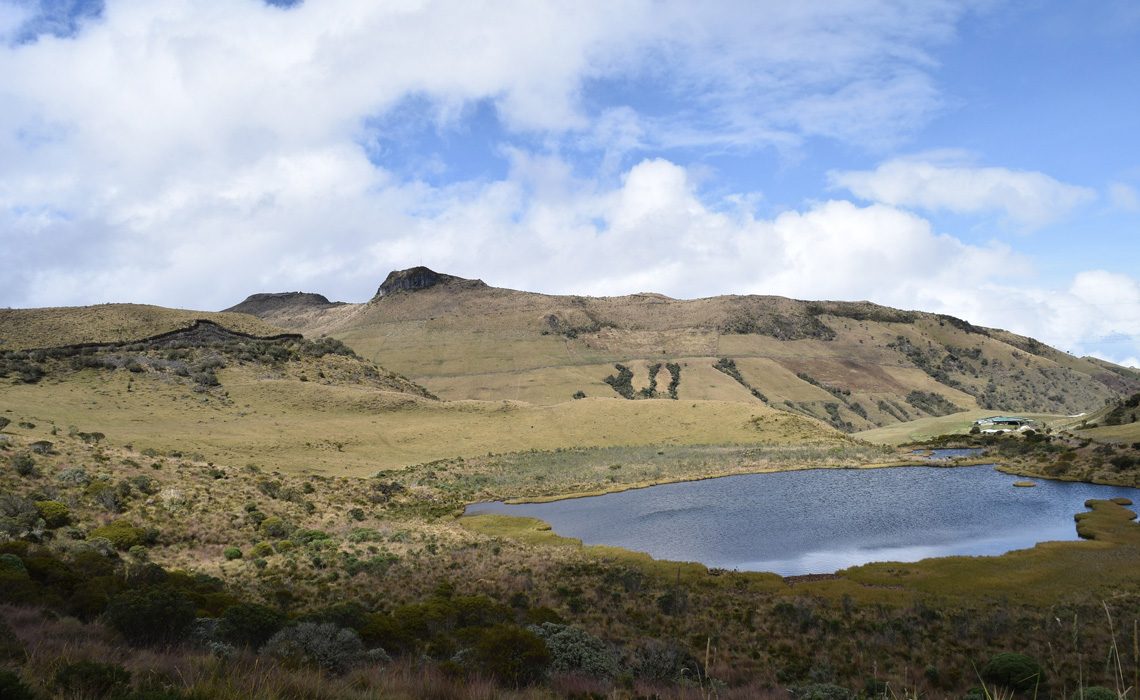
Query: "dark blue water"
465 466 1138 576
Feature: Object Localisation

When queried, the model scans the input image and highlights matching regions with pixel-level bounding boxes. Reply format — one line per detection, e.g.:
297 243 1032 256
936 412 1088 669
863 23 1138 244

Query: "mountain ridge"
223 267 1140 431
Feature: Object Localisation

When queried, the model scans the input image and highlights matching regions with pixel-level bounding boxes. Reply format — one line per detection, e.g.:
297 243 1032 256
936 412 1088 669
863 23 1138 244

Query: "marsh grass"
420 440 890 502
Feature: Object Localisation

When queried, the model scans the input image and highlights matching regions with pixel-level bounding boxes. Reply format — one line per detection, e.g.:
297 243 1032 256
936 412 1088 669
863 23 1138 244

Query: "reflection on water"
465 466 1138 576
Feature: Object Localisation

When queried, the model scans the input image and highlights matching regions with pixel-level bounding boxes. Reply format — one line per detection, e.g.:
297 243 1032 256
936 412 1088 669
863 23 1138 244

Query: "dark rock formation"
224 292 343 316
373 267 486 299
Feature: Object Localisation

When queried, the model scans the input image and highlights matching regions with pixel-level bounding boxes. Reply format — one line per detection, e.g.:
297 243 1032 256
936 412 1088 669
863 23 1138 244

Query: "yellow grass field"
2 365 840 476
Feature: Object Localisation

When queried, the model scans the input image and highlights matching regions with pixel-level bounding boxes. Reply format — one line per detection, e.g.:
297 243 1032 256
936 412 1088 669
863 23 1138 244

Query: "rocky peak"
374 267 486 299
224 292 341 315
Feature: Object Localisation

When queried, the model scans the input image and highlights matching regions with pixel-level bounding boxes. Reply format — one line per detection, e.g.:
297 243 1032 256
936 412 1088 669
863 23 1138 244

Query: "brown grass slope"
227 267 1139 430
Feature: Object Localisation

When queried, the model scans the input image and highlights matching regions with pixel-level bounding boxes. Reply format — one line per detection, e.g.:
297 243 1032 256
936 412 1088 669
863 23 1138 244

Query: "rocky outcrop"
373 267 486 299
224 292 343 316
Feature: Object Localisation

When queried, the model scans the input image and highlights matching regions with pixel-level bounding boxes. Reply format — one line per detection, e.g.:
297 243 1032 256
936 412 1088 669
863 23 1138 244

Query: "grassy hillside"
227 268 1138 433
3 366 852 478
0 305 854 478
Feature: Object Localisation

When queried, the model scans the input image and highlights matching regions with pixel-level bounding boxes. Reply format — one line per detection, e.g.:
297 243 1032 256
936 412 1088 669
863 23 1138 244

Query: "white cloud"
1108 182 1140 211
830 152 1096 228
0 0 988 308
369 154 1031 311
2 1 1135 365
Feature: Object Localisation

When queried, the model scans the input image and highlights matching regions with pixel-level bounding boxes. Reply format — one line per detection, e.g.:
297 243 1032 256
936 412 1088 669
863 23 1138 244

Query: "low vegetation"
1 417 1139 698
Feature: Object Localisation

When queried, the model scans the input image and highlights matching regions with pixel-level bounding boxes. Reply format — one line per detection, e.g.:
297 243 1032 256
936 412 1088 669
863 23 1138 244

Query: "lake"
464 465 1138 576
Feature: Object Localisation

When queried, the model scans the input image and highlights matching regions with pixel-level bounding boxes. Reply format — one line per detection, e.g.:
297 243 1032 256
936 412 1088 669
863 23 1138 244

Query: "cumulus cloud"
1108 182 1140 211
1 1 1135 364
0 0 986 308
829 152 1096 228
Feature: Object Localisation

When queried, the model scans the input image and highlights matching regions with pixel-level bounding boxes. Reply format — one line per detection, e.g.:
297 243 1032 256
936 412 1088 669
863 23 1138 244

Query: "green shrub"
347 528 382 543
981 652 1045 694
34 500 70 528
472 624 550 687
89 520 148 550
794 683 853 700
251 541 274 557
261 622 366 674
57 467 91 485
0 495 43 541
10 453 36 477
259 516 292 538
632 638 701 682
222 546 242 561
292 528 331 545
529 622 618 678
219 602 286 648
53 660 131 697
85 480 125 513
1072 688 1118 700
603 364 635 399
0 669 36 700
106 586 197 646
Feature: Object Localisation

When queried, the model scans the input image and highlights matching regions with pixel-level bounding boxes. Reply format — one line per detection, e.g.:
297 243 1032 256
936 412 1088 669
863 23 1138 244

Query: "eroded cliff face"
373 267 486 298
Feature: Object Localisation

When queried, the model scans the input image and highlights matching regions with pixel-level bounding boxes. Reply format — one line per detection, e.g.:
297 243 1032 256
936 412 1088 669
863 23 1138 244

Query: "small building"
973 415 1039 432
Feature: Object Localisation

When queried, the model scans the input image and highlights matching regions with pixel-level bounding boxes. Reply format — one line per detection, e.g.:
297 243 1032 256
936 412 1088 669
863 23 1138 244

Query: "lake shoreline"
494 454 995 505
464 462 1139 577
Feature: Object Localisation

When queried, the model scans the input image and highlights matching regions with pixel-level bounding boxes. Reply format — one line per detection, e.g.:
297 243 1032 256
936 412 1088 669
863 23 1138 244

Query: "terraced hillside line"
712 358 767 402
905 390 962 417
603 363 636 399
640 363 661 398
28 319 303 353
665 362 681 399
0 304 290 351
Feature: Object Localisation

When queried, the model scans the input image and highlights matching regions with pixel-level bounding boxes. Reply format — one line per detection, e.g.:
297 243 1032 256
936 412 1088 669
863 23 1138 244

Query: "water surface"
465 466 1137 575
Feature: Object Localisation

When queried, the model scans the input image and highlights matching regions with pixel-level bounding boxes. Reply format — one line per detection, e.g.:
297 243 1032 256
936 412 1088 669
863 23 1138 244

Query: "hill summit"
373 266 487 299
224 292 344 316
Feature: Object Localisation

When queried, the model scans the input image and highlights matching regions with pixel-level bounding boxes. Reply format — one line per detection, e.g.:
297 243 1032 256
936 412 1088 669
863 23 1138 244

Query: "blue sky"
1 0 1138 367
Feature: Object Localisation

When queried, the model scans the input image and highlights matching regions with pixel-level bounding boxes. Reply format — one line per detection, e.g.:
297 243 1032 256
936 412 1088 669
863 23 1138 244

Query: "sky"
1 1 1138 368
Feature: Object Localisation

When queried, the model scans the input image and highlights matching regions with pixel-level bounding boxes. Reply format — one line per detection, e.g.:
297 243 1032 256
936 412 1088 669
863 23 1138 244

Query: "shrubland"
1 420 1139 698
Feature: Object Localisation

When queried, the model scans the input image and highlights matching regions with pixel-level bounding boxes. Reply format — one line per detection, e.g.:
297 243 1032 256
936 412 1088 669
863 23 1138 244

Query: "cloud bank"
1 0 1137 367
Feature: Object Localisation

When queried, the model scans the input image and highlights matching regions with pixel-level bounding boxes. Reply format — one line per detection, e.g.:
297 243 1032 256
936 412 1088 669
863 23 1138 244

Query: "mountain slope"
227 267 1139 431
2 298 849 473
